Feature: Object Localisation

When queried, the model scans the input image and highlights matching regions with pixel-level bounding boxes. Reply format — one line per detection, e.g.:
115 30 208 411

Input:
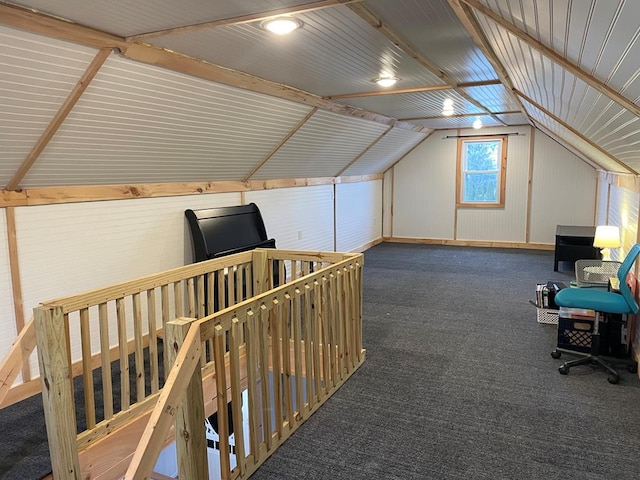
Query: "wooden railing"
34 249 364 480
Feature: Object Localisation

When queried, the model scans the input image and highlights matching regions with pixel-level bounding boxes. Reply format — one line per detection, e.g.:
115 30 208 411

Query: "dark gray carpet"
3 243 640 479
250 243 640 480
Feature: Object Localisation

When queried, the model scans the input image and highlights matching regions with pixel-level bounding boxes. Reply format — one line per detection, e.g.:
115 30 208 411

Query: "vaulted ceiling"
1 0 639 191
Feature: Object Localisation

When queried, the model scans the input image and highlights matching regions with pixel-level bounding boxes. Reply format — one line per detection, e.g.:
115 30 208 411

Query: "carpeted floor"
249 243 640 480
3 243 640 479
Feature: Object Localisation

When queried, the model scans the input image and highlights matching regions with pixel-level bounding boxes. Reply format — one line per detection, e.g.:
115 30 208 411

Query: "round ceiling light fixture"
442 98 454 116
473 117 483 129
261 17 304 35
374 75 399 87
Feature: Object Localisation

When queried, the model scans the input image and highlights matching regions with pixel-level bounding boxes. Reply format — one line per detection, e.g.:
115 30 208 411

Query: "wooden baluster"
292 289 304 419
98 302 114 419
281 294 294 429
147 289 159 394
213 324 231 480
245 309 261 464
303 284 314 409
116 297 130 410
311 283 322 401
270 299 282 438
258 304 272 451
187 277 196 318
79 307 96 428
133 293 145 401
161 284 170 375
229 318 246 475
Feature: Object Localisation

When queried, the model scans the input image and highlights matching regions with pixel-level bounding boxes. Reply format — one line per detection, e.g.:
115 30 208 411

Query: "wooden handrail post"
34 305 81 479
252 249 269 295
166 318 208 480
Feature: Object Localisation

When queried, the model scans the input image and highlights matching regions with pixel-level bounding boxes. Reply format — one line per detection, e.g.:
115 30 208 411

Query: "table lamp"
593 225 621 261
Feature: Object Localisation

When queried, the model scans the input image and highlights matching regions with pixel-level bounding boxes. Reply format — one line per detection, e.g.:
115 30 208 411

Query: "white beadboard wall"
0 209 17 366
245 185 335 251
607 185 639 262
335 180 382 252
595 174 609 226
392 129 457 239
528 130 597 243
456 125 530 242
393 125 596 244
383 170 393 237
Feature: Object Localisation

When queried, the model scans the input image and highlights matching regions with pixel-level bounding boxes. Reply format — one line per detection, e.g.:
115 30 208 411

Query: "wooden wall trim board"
525 126 535 243
385 237 554 250
0 175 383 208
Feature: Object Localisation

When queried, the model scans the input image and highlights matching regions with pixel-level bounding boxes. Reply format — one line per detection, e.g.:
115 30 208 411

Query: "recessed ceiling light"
442 107 454 116
261 17 303 35
473 117 483 129
374 76 399 87
442 98 454 116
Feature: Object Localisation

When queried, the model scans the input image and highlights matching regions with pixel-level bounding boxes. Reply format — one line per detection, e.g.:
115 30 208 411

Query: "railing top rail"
263 249 359 263
40 251 254 313
197 253 363 340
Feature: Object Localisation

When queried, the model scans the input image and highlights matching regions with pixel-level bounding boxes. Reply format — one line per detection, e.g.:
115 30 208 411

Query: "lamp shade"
593 225 621 248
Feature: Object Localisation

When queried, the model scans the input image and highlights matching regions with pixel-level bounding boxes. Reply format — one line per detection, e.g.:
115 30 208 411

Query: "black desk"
554 225 600 271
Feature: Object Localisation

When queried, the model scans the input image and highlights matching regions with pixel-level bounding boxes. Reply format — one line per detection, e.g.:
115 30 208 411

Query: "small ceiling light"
442 98 454 116
473 117 483 129
261 17 303 35
374 73 399 87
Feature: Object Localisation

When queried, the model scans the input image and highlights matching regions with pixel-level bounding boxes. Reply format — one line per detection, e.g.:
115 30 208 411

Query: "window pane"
464 141 500 171
463 173 497 202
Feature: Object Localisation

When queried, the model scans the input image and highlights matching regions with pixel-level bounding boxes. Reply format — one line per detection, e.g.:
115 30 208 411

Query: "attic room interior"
2 0 640 479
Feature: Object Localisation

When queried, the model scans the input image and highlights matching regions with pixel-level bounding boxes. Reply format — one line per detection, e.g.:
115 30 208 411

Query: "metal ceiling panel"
342 127 428 176
407 114 504 131
7 0 314 37
462 84 521 112
339 89 485 121
365 0 497 83
525 101 631 174
152 5 445 97
477 12 640 171
250 109 389 180
476 0 640 101
0 26 99 189
21 53 314 187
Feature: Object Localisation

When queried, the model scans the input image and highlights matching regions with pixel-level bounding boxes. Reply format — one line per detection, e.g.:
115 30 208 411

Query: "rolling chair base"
551 349 638 384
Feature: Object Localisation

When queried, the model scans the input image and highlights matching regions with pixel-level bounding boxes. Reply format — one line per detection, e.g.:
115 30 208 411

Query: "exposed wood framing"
515 90 637 175
447 0 530 116
0 175 383 208
335 126 394 177
460 0 640 119
533 122 604 172
324 80 501 100
384 131 435 174
242 108 318 182
5 48 112 191
347 2 506 126
525 126 535 243
386 237 554 250
400 110 520 122
0 318 35 406
0 4 427 135
5 207 29 382
127 0 363 42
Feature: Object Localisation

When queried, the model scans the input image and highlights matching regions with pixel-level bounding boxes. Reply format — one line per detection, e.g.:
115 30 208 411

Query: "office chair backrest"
616 243 640 314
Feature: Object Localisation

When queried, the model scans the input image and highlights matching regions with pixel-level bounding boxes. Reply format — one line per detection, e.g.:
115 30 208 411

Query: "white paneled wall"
335 181 382 252
393 126 596 244
392 130 457 239
383 170 393 237
529 131 597 243
15 193 240 333
246 186 335 251
608 185 639 262
0 209 17 364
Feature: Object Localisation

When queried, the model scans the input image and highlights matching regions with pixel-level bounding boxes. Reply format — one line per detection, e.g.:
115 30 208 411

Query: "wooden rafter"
399 110 520 122
126 0 363 42
335 126 394 177
533 122 604 172
0 3 427 135
346 2 506 126
242 107 319 181
460 0 640 119
447 0 529 115
5 47 112 191
515 90 636 175
324 80 501 100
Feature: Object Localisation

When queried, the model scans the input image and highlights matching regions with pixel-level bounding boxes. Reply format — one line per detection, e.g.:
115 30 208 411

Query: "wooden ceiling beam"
324 80 501 100
5 47 112 191
400 110 520 121
335 126 394 177
127 0 363 42
460 0 640 119
515 89 637 175
533 122 605 172
0 3 428 134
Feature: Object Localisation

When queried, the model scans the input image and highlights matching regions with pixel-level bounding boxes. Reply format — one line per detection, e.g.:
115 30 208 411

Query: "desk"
554 225 600 271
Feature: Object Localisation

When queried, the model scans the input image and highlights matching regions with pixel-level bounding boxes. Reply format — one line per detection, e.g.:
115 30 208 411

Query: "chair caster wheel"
558 365 569 375
551 350 561 359
608 374 620 384
627 363 638 373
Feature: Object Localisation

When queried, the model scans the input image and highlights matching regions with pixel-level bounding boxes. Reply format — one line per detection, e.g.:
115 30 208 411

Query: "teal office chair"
551 243 640 384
